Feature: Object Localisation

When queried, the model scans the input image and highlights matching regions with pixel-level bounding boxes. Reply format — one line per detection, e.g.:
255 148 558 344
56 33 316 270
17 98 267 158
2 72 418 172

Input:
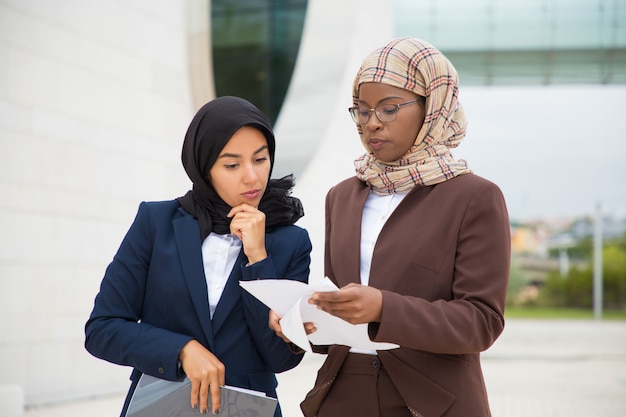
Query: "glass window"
393 0 626 85
211 0 307 124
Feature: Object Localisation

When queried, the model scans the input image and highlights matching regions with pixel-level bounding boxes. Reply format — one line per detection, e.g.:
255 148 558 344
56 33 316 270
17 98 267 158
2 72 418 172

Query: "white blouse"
352 191 406 354
201 232 243 318
360 191 407 286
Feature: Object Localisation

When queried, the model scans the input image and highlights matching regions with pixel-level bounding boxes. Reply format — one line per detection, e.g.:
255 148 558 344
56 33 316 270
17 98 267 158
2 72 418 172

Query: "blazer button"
371 360 379 368
158 366 165 374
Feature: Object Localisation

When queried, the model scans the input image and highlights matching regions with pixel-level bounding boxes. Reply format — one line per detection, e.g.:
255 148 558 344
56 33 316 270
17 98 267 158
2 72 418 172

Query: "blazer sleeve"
84 202 192 381
239 226 312 372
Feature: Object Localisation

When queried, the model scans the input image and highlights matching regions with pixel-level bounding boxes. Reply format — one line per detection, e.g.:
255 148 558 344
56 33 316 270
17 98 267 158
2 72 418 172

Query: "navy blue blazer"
85 200 312 417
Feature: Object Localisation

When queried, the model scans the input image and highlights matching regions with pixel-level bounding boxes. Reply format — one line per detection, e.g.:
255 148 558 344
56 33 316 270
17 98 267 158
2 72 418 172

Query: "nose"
363 111 383 131
242 162 258 184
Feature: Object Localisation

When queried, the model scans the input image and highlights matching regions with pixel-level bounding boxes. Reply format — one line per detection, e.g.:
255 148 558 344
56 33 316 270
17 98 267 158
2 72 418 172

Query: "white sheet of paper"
240 278 399 352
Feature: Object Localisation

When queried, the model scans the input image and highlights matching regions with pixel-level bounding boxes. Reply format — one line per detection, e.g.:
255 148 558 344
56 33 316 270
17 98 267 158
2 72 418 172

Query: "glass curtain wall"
211 0 308 123
393 0 625 85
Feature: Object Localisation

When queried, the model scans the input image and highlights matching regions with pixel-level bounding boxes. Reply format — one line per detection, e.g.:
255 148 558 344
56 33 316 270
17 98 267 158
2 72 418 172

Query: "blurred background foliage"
507 231 626 317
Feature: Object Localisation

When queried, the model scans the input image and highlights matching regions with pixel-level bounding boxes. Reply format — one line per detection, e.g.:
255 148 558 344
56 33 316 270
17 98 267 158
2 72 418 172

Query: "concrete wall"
0 0 208 407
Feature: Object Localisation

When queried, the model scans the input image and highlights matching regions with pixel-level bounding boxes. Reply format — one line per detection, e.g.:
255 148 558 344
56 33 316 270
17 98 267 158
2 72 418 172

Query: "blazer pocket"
400 262 440 299
382 353 456 417
300 346 349 417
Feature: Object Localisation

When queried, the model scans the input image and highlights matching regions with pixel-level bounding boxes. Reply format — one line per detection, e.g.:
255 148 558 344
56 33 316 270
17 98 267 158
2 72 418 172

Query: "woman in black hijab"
85 96 312 417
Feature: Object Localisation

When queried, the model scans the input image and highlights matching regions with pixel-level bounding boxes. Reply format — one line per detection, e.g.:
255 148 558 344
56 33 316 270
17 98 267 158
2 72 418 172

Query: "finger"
304 322 317 334
268 314 282 333
210 383 221 414
316 290 346 300
309 292 343 306
199 380 210 415
190 380 200 411
227 203 257 218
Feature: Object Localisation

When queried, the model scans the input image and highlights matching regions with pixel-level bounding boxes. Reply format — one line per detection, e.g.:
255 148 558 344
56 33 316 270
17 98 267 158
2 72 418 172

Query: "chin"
373 154 395 163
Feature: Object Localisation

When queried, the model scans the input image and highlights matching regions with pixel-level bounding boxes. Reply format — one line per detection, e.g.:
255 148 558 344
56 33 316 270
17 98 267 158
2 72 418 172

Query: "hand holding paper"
240 278 398 352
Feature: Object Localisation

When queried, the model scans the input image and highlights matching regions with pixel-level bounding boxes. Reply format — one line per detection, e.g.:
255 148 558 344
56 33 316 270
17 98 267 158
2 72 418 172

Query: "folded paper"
240 277 399 352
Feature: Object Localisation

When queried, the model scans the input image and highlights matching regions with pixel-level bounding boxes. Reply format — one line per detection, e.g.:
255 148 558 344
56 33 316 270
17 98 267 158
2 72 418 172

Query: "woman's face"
357 82 425 163
208 126 271 208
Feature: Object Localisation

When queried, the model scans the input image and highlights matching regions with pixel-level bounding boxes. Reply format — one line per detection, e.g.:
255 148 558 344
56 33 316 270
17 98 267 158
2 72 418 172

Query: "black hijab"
177 96 304 240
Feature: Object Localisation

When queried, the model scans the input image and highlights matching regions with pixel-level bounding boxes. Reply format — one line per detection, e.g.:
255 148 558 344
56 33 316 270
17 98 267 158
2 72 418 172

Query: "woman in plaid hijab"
279 38 510 417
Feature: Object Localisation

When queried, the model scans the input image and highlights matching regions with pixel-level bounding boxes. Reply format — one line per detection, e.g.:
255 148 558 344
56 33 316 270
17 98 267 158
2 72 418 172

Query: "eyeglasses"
348 99 419 124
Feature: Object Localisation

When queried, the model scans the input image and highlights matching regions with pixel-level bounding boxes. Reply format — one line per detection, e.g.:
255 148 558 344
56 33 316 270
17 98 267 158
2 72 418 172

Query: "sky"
294 84 626 228
450 84 626 222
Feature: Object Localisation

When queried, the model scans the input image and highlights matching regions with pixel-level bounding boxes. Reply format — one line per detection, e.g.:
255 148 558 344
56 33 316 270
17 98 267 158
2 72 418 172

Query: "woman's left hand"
268 310 290 343
228 203 268 264
308 283 383 325
269 310 317 343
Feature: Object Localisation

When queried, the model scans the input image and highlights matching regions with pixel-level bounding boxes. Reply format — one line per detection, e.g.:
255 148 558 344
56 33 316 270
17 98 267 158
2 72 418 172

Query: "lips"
241 189 261 199
367 138 388 151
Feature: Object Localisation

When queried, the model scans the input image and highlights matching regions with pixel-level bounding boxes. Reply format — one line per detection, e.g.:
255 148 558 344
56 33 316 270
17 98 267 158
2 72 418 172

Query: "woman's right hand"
179 339 225 415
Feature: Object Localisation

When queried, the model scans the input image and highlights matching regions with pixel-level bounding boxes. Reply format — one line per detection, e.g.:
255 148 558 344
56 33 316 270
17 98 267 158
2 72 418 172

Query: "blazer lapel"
210 250 245 336
332 183 370 288
173 209 215 349
212 233 275 335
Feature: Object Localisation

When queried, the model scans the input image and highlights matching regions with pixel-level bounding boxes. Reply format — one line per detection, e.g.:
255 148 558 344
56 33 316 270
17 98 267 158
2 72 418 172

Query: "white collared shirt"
201 232 243 318
351 191 407 355
360 191 407 286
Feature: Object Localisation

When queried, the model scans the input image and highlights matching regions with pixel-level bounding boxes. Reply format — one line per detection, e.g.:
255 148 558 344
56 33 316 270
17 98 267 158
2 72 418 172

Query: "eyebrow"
217 144 269 159
357 96 406 105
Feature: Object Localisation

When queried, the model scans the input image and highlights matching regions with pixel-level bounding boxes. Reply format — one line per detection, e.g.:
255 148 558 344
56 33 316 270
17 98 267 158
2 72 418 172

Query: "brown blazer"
302 173 510 417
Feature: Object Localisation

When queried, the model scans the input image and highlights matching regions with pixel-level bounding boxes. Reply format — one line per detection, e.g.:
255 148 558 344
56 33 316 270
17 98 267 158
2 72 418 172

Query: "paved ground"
23 319 626 417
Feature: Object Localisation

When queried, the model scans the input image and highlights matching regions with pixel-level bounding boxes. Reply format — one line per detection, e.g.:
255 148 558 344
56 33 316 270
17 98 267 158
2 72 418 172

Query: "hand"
268 310 317 344
228 203 267 264
308 283 383 325
179 339 225 415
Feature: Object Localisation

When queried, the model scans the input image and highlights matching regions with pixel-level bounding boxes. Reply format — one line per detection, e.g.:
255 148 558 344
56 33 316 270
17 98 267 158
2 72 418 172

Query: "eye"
357 108 371 117
254 156 268 164
224 163 238 169
379 104 399 116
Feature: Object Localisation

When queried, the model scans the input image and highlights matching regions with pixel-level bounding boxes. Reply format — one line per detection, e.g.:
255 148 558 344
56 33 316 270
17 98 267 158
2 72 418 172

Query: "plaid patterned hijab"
353 38 471 194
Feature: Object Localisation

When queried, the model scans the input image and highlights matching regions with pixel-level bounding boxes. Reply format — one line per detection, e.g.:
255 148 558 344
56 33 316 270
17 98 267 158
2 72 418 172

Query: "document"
124 374 277 417
240 277 398 352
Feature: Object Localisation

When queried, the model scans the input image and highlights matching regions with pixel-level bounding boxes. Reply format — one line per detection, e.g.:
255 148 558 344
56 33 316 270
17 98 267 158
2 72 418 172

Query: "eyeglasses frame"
348 99 420 124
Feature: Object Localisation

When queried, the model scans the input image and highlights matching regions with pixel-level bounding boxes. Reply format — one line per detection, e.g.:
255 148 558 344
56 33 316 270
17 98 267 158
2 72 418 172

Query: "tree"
538 236 626 310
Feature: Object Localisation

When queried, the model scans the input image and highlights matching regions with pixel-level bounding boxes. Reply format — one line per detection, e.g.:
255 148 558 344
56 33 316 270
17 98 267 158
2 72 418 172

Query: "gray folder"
125 374 277 417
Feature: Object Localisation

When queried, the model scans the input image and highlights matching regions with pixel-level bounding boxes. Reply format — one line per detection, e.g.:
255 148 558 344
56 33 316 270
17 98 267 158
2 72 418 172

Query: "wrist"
246 250 268 265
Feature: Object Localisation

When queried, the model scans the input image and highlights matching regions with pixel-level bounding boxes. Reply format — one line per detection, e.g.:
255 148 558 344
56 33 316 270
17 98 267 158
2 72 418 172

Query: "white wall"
0 0 204 406
275 0 394 284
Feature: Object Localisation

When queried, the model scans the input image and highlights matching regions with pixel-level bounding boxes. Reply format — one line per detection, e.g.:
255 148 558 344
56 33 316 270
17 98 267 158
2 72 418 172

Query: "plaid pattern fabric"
353 38 471 194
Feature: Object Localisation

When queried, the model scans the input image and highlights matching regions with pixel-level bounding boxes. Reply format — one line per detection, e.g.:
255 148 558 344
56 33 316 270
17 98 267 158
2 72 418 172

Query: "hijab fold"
352 38 471 195
177 96 304 240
